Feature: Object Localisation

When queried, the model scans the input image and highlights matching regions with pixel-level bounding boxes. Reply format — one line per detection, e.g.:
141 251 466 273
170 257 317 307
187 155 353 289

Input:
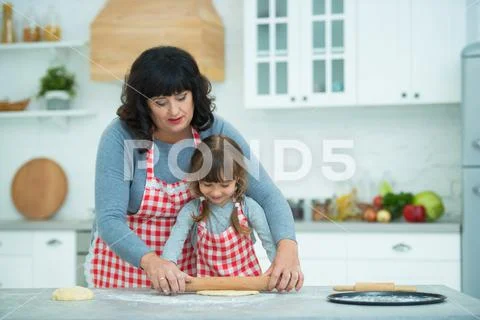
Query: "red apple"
403 204 426 222
373 195 383 210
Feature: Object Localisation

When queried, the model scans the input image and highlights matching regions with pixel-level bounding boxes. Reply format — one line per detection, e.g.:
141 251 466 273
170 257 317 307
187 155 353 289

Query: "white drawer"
0 231 33 255
0 256 33 288
33 231 76 288
297 233 347 259
301 260 347 286
258 258 347 287
253 233 347 260
347 260 460 291
347 233 460 261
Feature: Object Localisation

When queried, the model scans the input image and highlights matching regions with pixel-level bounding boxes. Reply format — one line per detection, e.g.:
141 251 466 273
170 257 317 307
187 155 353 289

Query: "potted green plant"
38 65 76 110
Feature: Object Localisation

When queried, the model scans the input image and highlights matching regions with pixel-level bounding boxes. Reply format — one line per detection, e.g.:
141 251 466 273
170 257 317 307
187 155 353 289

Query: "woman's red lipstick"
168 116 183 124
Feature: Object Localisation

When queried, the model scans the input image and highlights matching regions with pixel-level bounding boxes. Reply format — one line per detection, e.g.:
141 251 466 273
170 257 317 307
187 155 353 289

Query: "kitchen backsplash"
0 0 465 220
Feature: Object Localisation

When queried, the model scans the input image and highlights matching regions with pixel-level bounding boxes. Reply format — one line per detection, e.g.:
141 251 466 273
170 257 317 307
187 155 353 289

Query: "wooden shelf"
0 40 87 51
0 109 96 119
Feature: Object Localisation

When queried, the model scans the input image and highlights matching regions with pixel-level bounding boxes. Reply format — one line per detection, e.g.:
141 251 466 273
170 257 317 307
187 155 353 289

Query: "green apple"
413 191 444 222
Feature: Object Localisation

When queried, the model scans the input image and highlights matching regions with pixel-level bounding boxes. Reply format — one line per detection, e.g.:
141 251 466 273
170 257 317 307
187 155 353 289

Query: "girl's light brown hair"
189 135 250 235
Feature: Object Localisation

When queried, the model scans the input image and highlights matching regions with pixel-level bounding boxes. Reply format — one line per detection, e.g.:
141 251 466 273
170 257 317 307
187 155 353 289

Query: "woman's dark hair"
117 46 215 146
189 135 250 235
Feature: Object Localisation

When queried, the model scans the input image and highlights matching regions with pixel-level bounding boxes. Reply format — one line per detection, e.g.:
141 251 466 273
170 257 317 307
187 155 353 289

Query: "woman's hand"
140 252 192 295
264 239 304 292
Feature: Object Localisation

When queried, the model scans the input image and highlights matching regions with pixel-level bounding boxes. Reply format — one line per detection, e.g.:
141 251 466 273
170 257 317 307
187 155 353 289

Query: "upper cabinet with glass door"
244 0 356 109
244 0 300 109
300 0 356 107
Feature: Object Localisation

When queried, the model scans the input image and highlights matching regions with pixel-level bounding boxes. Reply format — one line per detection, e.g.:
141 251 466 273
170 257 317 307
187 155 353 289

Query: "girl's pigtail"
193 195 211 223
231 199 251 235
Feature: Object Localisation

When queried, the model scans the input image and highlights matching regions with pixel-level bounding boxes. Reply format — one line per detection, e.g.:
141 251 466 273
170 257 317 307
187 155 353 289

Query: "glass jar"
43 5 61 41
22 6 41 42
2 3 16 43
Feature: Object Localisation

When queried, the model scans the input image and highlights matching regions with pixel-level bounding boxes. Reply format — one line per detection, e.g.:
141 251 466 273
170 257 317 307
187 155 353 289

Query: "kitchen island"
1 286 479 319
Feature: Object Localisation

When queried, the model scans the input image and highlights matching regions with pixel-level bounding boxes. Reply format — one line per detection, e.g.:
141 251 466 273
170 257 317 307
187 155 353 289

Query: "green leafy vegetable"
382 192 414 220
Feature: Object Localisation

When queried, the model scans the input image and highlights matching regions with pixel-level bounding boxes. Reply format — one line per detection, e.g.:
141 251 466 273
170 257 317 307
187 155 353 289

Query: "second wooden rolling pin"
333 282 416 292
185 276 270 292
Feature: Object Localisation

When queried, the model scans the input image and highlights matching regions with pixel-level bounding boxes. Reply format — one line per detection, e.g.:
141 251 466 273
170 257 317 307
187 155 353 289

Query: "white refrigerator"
461 41 480 298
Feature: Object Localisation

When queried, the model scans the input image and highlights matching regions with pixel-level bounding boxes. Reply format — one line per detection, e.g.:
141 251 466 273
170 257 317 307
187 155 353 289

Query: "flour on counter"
96 289 276 305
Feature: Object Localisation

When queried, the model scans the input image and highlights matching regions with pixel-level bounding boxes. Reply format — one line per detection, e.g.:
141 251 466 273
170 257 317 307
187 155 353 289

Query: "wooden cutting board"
11 158 68 220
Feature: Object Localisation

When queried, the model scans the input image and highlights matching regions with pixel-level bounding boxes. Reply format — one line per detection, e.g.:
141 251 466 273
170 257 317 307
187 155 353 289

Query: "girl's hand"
140 252 192 295
264 239 304 292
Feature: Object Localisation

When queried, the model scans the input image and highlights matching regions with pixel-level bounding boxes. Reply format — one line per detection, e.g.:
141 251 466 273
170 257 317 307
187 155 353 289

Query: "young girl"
161 135 276 276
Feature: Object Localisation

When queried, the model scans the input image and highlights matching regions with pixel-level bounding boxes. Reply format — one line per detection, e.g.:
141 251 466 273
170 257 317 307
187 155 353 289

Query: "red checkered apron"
88 128 201 287
196 202 262 277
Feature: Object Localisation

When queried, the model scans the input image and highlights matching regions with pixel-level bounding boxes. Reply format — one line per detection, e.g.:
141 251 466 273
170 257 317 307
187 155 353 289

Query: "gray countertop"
294 220 461 233
0 218 461 233
0 286 479 319
0 219 94 232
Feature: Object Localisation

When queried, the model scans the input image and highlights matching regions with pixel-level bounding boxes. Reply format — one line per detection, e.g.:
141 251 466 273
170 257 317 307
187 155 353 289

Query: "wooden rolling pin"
185 276 270 292
333 282 416 292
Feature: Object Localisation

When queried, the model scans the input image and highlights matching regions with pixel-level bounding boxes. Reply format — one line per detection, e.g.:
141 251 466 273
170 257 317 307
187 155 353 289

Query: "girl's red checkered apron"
85 128 201 288
196 202 262 277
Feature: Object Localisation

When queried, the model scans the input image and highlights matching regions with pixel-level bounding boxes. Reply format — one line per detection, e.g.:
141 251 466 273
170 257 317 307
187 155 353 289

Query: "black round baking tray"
327 291 447 306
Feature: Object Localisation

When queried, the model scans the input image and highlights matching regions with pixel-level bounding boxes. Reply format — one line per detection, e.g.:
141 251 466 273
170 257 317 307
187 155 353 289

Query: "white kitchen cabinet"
346 233 461 290
254 232 348 286
0 230 76 288
244 0 356 109
410 0 465 104
357 0 465 105
0 231 33 255
347 261 460 290
300 0 357 107
300 260 348 285
346 233 460 260
33 231 76 288
255 231 460 289
0 231 34 288
0 256 33 288
257 257 348 286
356 0 411 105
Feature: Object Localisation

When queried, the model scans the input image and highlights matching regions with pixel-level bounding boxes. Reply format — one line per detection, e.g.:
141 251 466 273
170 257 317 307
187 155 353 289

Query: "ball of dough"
196 290 259 296
52 286 94 301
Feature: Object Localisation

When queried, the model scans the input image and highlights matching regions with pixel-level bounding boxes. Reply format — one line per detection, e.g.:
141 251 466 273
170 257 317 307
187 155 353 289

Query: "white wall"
0 0 462 221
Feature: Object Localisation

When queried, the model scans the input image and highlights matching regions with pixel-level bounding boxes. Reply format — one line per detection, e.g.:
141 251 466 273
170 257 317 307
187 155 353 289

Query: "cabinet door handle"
414 92 420 99
290 97 296 102
472 139 480 150
401 92 407 98
392 243 411 252
47 239 62 247
473 186 480 197
302 96 308 101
